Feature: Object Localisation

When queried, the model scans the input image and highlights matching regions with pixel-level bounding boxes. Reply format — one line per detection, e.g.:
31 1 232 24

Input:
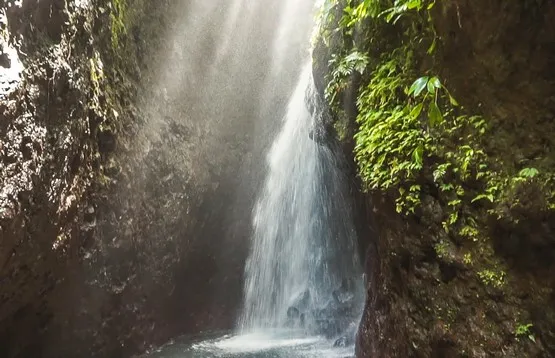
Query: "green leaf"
519 167 539 178
410 103 424 119
409 76 429 97
427 38 437 54
427 80 436 94
440 183 454 192
392 13 405 24
471 194 494 203
433 168 445 182
409 185 421 192
448 94 459 106
448 212 458 225
428 102 443 126
406 0 422 10
412 145 423 166
385 10 396 22
430 76 442 89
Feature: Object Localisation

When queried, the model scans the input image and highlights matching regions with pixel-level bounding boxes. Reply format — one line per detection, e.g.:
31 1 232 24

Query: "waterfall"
240 64 364 335
141 1 368 355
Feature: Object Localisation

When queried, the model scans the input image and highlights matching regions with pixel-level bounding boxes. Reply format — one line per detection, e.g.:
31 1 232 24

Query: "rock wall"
1 0 241 356
313 1 555 357
0 1 121 356
0 0 239 356
1 0 315 356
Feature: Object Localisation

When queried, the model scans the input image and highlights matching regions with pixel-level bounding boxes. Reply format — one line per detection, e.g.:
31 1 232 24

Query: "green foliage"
353 55 425 201
352 48 487 215
519 167 539 179
434 240 449 259
317 0 555 313
477 269 506 288
339 0 382 30
459 219 479 242
514 323 536 343
326 50 369 104
319 0 555 225
320 0 474 215
336 0 432 30
381 0 433 23
463 253 473 265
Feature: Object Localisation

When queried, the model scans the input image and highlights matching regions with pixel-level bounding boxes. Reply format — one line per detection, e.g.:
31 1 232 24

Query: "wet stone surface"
285 279 361 342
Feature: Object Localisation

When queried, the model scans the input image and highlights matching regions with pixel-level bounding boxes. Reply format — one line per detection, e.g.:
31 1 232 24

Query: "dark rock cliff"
1 1 123 355
1 0 313 356
0 0 257 356
313 1 555 357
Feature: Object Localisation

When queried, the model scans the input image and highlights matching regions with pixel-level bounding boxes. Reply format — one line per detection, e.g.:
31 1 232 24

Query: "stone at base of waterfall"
333 335 351 347
285 289 311 328
287 306 300 319
333 322 357 347
313 301 353 338
291 289 311 311
284 279 359 339
313 279 358 337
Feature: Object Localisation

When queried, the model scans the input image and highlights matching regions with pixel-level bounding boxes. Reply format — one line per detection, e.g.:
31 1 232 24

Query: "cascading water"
144 0 366 356
146 65 365 358
240 65 364 334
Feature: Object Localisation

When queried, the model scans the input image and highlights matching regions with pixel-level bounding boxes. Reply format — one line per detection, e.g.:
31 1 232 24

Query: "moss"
110 0 128 50
333 110 350 141
89 51 104 101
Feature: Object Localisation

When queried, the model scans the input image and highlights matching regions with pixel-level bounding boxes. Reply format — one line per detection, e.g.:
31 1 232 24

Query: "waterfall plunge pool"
144 330 354 358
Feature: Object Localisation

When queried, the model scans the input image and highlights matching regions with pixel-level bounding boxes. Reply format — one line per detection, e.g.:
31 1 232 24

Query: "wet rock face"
0 1 189 356
0 1 112 356
0 0 283 356
4 0 66 42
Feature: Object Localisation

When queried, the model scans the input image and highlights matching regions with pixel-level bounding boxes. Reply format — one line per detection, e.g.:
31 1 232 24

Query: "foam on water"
146 330 355 358
207 332 322 352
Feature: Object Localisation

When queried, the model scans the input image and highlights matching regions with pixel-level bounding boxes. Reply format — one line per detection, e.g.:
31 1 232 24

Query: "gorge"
1 1 555 357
